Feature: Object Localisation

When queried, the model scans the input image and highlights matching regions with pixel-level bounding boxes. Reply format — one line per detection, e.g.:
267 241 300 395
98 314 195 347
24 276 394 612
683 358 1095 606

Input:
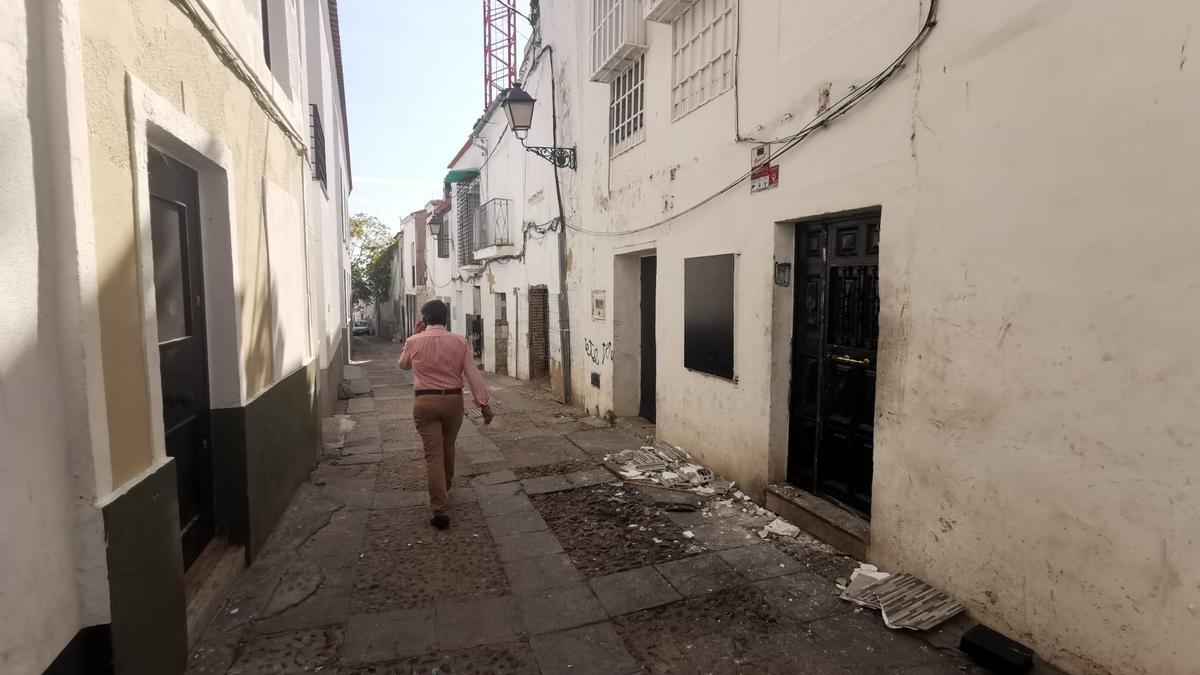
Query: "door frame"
767 206 884 518
127 76 243 470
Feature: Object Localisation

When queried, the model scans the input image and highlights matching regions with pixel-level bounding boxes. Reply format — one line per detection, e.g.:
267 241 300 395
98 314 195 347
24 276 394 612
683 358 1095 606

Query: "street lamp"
427 215 442 238
499 85 577 170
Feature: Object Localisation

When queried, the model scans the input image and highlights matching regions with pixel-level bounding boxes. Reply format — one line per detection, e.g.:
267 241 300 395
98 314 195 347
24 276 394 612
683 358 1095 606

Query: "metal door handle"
831 355 871 366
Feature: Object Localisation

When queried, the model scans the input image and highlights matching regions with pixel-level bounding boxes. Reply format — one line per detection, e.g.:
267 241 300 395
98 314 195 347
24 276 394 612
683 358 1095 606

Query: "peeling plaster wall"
551 0 1200 672
558 0 917 499
80 0 309 486
869 3 1200 673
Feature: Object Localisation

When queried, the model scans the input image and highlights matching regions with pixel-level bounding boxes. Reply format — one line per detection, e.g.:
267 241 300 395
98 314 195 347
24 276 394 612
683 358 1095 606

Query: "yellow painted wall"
81 0 305 486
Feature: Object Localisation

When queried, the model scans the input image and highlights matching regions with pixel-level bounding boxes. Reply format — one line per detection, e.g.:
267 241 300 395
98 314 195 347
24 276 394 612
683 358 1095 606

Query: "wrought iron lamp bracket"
523 144 577 170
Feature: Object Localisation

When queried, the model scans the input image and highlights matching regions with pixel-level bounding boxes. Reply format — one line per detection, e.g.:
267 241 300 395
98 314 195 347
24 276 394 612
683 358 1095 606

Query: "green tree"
349 213 393 304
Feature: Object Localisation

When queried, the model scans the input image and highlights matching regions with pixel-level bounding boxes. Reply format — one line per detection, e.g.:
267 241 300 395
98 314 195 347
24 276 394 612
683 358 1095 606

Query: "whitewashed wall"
545 0 1200 673
451 46 566 384
0 0 108 671
302 0 352 370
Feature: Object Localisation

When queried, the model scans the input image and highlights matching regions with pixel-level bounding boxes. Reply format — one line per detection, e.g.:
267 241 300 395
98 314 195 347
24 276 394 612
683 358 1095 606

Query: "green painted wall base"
212 360 320 560
102 459 187 674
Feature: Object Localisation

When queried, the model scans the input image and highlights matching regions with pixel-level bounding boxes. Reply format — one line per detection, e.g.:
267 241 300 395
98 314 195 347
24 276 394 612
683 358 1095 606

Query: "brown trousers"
413 394 464 515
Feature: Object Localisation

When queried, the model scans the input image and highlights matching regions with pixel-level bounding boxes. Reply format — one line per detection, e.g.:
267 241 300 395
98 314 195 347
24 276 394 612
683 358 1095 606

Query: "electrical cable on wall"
170 0 308 153
566 0 939 238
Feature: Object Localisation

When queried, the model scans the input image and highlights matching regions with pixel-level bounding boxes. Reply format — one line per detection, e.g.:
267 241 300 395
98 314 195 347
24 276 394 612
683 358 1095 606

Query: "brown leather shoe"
430 515 450 530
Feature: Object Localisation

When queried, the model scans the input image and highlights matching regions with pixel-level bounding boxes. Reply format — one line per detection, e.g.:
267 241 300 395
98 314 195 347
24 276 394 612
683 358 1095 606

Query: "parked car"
352 319 370 336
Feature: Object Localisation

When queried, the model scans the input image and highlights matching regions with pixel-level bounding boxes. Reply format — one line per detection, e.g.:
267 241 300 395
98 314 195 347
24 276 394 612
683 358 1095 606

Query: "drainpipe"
542 42 572 405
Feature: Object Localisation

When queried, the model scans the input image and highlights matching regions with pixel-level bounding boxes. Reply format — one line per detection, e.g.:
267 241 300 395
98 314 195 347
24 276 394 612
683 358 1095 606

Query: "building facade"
426 1 1200 673
1 0 352 672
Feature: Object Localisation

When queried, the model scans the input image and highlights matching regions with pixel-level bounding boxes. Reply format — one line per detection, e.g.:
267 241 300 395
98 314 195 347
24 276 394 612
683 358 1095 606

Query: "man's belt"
415 388 463 396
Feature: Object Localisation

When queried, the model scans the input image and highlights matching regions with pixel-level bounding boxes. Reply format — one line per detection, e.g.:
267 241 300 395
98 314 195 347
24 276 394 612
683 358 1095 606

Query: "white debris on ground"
605 443 729 494
606 441 814 545
837 563 966 631
760 517 802 538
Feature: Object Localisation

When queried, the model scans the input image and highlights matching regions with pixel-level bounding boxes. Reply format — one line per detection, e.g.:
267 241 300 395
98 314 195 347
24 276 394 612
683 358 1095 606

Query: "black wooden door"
639 256 657 422
149 150 214 569
789 213 880 517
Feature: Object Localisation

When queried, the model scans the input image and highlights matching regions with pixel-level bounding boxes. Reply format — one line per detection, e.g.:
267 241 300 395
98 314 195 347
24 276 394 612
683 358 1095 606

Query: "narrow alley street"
187 337 987 674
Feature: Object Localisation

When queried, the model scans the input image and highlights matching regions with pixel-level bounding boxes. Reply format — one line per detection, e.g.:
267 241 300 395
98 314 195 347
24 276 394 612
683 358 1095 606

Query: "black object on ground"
959 624 1035 673
430 515 450 530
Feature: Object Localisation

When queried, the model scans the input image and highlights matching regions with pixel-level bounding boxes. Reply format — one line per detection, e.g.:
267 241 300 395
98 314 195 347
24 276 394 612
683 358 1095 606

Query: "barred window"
609 55 645 156
671 0 735 120
456 179 481 266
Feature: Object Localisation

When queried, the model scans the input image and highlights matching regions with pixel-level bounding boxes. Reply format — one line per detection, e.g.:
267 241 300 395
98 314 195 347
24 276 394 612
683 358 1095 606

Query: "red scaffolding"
483 0 516 107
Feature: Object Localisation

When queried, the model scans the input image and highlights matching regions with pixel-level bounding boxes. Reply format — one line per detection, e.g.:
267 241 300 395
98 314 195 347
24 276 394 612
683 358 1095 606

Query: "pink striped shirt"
397 326 490 406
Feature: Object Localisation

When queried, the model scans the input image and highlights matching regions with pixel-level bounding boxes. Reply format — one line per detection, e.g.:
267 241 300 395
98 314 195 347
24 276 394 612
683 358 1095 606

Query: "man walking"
398 300 493 529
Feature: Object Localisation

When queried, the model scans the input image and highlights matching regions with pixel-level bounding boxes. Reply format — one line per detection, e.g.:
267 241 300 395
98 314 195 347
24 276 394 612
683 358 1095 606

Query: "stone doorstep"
765 484 870 561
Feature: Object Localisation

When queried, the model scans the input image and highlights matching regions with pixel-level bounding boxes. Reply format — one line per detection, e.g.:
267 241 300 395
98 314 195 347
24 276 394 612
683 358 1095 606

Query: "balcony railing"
474 198 512 250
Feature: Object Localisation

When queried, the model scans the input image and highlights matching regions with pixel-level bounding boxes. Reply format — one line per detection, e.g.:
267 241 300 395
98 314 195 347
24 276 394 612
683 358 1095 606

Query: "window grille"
456 179 481 266
671 0 735 119
609 55 646 156
591 0 648 83
310 104 327 188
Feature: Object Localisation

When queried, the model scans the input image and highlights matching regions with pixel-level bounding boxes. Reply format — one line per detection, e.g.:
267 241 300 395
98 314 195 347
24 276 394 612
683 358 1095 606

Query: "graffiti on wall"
584 338 614 365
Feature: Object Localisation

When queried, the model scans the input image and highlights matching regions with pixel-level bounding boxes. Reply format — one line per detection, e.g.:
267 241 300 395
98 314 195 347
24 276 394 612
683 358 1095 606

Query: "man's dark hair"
421 299 449 326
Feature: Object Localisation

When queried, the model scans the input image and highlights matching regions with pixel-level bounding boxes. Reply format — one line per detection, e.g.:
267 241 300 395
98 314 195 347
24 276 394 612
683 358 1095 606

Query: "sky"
340 0 532 234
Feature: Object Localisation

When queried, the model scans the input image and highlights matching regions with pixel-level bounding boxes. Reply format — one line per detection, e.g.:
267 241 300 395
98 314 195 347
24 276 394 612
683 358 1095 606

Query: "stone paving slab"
516 584 607 635
718 544 806 580
521 473 574 495
755 572 850 623
529 623 640 675
564 428 641 457
589 565 682 616
435 596 525 651
655 551 744 598
479 493 536 518
476 480 524 500
473 469 518 486
341 608 435 665
503 553 583 595
486 510 549 539
494 529 564 563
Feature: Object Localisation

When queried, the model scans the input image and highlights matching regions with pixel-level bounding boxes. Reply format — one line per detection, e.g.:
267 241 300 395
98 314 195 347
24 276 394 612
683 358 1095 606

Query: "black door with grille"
149 150 214 569
788 212 880 517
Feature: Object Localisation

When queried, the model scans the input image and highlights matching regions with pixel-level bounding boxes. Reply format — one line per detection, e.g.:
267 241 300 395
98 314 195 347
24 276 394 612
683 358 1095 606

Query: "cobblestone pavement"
188 337 989 674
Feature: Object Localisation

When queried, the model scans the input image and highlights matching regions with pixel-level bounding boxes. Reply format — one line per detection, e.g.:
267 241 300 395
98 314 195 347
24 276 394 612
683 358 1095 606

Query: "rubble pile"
837 563 965 631
605 442 732 496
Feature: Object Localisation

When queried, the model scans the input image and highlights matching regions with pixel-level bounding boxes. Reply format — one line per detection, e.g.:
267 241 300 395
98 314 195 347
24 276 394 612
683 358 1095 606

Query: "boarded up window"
684 254 734 379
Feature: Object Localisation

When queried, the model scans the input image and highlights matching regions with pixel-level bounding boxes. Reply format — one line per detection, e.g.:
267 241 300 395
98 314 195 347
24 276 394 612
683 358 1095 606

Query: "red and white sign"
751 163 779 193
